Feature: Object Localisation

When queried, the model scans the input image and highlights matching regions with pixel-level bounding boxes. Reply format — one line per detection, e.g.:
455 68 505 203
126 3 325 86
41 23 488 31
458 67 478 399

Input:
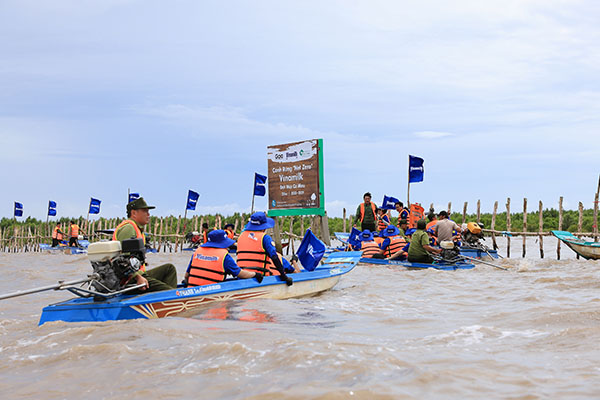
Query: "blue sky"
1 0 599 219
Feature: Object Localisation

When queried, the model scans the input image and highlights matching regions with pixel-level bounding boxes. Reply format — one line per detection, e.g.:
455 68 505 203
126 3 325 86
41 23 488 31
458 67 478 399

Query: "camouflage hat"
127 197 155 212
399 219 408 225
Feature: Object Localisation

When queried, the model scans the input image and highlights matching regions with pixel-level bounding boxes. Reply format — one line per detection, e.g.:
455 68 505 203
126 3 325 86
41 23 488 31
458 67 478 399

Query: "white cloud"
413 131 454 139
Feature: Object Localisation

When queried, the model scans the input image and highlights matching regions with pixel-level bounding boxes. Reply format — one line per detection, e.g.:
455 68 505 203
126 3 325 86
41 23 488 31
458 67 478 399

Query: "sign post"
266 139 329 246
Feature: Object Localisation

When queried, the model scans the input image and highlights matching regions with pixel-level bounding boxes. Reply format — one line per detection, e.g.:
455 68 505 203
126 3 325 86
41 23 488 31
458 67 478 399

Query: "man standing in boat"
113 197 178 292
236 212 295 285
354 192 378 232
67 220 81 247
184 229 263 287
395 202 410 226
51 223 65 247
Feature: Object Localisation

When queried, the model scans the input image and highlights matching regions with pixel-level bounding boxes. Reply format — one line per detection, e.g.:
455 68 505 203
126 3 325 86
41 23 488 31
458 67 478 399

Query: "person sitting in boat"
434 211 462 243
426 210 438 230
113 197 178 293
387 227 414 260
223 223 238 251
356 229 385 259
51 223 65 247
376 208 390 232
426 227 438 246
397 219 409 239
68 220 82 247
184 230 263 287
408 219 442 264
201 222 211 244
353 192 378 232
224 223 237 240
395 202 409 224
379 225 407 259
236 212 294 285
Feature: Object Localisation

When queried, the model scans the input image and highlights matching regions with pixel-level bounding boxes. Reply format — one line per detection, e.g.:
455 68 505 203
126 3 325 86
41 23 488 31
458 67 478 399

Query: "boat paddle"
0 275 96 301
460 254 509 271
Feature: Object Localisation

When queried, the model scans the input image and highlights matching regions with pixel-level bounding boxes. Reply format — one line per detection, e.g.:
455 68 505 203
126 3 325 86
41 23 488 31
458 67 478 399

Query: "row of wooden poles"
339 196 599 260
0 213 330 254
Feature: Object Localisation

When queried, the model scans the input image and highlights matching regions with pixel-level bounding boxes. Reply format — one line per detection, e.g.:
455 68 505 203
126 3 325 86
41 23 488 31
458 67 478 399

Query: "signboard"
267 139 324 216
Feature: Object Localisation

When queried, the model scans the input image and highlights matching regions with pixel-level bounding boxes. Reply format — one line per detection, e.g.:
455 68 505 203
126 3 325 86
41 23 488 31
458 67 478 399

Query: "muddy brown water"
1 238 599 399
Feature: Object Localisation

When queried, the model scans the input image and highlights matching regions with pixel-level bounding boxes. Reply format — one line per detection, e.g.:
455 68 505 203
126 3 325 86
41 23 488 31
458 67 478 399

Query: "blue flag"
348 227 362 248
48 200 57 217
254 173 267 196
14 202 23 217
409 155 424 183
128 193 140 203
186 190 200 210
296 228 326 271
381 195 400 210
89 198 101 214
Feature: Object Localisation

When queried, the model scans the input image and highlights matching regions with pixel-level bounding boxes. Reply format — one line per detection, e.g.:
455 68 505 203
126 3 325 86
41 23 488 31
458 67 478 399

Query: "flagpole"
86 198 90 233
407 156 411 207
251 194 255 214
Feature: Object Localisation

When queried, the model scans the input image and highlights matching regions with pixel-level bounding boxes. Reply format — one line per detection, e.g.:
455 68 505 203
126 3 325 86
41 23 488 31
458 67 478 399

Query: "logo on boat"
177 284 222 296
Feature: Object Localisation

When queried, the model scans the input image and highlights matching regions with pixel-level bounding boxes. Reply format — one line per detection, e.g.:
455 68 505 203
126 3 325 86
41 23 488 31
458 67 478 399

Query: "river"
1 237 599 399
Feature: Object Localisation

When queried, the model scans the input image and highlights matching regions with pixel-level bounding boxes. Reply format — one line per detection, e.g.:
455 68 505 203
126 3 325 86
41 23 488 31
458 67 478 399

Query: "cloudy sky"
1 0 599 219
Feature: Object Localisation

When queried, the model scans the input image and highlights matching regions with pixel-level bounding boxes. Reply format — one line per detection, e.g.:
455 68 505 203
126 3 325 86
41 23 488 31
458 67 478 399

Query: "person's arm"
354 205 362 226
422 235 441 254
263 236 293 285
115 224 146 282
224 254 263 282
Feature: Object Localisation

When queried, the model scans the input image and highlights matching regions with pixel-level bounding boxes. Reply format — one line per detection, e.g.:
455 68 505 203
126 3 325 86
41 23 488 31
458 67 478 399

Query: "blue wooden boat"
40 243 88 255
334 232 497 260
38 251 360 325
358 257 475 270
551 230 600 260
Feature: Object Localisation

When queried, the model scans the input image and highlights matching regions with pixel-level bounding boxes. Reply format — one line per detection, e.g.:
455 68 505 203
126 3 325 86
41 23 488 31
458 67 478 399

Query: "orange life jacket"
426 219 438 230
203 231 208 244
69 224 79 237
374 236 384 246
52 227 63 240
384 236 407 257
112 219 146 272
236 231 280 276
360 202 377 223
360 241 381 258
187 247 228 286
225 229 235 240
377 214 389 231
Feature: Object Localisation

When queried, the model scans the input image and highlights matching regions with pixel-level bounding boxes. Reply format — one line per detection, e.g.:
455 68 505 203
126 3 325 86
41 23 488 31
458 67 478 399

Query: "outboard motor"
439 240 461 262
87 238 145 293
462 222 485 246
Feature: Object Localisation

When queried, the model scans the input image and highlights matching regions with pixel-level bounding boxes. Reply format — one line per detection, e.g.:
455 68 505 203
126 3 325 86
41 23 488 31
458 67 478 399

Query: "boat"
38 251 361 325
40 242 88 255
357 257 475 270
551 230 600 260
334 232 497 260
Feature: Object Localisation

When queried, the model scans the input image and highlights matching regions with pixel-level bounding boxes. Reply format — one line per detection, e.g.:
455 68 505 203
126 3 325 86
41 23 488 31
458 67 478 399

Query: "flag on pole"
14 202 23 217
381 195 400 210
128 193 140 203
409 155 424 183
89 198 101 214
48 201 57 216
296 229 326 271
253 173 267 196
348 227 362 248
186 190 200 210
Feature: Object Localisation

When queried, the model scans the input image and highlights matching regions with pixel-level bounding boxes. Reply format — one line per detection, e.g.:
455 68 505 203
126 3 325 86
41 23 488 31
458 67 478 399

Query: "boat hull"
39 252 360 325
551 230 600 260
358 257 475 270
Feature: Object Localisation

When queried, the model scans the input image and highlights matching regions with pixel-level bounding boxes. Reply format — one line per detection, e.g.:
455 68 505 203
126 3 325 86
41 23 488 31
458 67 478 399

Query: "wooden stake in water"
539 201 544 259
491 201 498 251
557 196 563 260
522 198 527 258
506 198 511 258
